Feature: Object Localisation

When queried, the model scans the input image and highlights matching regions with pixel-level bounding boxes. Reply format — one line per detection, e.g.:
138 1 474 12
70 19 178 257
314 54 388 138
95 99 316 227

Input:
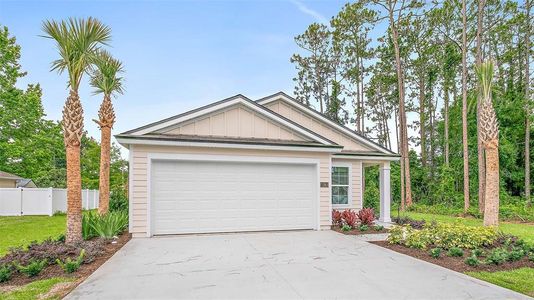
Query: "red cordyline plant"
332 209 343 226
341 209 358 228
357 208 375 225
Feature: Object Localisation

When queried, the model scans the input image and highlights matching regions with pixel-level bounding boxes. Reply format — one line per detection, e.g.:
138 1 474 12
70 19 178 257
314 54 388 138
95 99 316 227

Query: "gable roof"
0 171 22 180
121 94 338 146
257 92 397 155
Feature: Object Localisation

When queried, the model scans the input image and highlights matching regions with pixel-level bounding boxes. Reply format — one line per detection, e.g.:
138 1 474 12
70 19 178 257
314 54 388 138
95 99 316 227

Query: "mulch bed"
332 225 388 235
0 232 131 297
371 240 534 273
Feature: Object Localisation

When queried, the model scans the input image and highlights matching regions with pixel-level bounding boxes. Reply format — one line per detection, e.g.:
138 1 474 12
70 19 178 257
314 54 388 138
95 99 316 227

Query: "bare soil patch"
0 232 130 297
371 240 534 273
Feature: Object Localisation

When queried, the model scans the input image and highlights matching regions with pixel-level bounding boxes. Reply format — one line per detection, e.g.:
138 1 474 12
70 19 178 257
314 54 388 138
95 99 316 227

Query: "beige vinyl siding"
158 104 310 142
265 100 373 152
130 145 332 237
0 178 16 188
332 159 363 211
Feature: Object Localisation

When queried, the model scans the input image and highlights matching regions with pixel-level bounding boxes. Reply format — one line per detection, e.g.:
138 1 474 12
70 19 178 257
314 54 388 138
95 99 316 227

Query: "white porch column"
379 161 391 222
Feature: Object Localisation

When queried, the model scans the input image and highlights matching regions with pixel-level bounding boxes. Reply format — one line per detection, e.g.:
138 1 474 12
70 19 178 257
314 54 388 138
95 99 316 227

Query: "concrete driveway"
67 230 529 300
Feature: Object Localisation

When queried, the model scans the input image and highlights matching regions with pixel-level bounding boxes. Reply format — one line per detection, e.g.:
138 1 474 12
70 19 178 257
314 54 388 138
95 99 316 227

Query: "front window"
332 166 349 205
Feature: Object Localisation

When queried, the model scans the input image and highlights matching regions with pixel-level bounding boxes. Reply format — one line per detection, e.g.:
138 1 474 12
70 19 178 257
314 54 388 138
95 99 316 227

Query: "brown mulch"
0 232 131 297
332 225 388 235
371 240 534 273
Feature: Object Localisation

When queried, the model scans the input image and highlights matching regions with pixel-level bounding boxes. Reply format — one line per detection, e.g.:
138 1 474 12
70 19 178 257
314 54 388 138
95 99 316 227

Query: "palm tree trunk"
483 145 499 226
461 0 470 213
96 94 116 215
63 90 84 244
476 0 486 214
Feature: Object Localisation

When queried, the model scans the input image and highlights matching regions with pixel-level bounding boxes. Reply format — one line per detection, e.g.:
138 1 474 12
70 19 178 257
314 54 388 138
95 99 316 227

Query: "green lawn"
0 215 66 257
0 277 72 300
395 211 534 244
467 268 534 297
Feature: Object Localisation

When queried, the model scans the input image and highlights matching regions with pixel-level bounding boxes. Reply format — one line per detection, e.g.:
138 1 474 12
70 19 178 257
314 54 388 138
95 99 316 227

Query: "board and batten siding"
130 145 332 237
265 100 373 152
158 104 310 142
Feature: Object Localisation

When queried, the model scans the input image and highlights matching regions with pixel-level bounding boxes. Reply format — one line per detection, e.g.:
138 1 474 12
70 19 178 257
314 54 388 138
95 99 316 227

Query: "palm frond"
90 49 125 96
41 17 111 91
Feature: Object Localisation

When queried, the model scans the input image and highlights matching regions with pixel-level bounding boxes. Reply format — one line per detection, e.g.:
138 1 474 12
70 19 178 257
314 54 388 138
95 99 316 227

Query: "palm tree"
90 50 124 215
477 61 500 226
42 18 111 244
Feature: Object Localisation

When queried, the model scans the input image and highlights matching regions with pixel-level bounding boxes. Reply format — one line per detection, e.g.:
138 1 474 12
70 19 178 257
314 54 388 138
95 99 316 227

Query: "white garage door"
150 160 317 235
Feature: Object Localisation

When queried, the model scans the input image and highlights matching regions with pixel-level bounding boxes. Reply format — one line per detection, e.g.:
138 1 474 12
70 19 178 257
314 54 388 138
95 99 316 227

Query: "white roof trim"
333 155 400 161
258 94 396 155
126 96 335 146
116 137 343 153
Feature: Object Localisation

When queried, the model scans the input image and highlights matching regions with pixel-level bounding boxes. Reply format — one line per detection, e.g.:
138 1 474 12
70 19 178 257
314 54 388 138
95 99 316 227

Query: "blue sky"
1 0 348 154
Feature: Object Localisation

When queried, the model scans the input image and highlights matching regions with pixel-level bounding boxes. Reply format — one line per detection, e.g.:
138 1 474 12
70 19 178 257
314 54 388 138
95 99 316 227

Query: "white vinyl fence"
0 188 99 216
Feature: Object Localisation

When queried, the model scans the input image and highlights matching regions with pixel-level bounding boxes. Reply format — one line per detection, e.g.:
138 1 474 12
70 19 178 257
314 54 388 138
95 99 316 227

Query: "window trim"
331 162 352 209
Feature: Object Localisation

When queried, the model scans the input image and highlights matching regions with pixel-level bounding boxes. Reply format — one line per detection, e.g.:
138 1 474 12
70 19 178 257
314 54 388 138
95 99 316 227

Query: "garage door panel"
151 160 316 234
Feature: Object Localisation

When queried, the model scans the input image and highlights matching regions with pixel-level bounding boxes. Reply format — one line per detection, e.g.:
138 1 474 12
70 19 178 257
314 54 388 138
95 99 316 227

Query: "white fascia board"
333 155 401 161
258 95 395 154
116 137 343 153
128 97 334 146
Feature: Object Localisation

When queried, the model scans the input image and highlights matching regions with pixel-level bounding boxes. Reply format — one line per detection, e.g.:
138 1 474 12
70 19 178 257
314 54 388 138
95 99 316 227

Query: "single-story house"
117 92 400 237
0 171 37 188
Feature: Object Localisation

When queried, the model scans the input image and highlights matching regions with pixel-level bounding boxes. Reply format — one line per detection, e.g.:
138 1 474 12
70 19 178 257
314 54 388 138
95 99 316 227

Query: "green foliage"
471 248 484 257
528 252 534 262
109 188 128 212
359 224 369 232
429 248 441 258
405 203 534 222
374 225 384 231
15 259 48 277
0 264 12 282
56 249 85 273
82 211 128 239
465 255 481 267
486 248 508 265
341 224 352 232
388 223 498 250
447 247 464 257
507 247 526 262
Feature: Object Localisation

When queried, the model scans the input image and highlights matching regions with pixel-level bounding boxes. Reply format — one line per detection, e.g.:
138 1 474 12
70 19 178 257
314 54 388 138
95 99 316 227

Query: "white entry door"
150 159 317 235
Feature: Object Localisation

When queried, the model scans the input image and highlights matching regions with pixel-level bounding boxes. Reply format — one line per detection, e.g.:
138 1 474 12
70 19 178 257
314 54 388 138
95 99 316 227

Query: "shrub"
15 259 48 277
341 224 352 232
357 208 375 225
392 216 426 229
109 189 128 212
486 248 508 265
447 247 464 257
341 209 358 228
529 252 534 262
429 248 441 258
471 249 484 257
332 210 343 226
56 249 85 273
83 210 129 239
465 255 481 267
0 265 11 283
359 224 369 232
507 247 525 262
387 225 414 245
387 223 498 250
373 225 384 231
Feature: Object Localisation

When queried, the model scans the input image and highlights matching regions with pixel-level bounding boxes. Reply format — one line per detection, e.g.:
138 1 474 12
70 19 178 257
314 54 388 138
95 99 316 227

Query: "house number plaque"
320 182 329 188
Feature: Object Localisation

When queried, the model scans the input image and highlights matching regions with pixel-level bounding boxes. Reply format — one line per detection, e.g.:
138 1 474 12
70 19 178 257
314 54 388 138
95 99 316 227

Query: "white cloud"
290 0 328 24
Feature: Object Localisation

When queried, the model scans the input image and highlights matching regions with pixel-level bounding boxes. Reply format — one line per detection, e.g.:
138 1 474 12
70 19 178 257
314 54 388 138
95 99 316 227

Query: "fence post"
19 188 23 216
48 188 53 216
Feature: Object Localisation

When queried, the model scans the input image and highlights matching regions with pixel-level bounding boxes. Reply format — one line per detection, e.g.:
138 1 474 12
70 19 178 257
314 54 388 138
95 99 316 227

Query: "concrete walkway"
66 230 529 300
